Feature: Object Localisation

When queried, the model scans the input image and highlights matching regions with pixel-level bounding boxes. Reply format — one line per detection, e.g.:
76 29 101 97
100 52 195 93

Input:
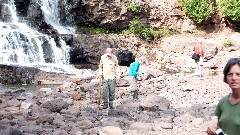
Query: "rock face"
0 0 229 67
0 0 225 33
67 34 137 65
68 0 225 32
0 64 40 84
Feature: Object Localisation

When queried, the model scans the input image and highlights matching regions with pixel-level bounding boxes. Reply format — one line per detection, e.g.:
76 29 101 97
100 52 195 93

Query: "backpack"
191 53 200 60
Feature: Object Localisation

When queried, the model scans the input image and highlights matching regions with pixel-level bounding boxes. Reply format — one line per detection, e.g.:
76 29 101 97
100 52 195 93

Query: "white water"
37 0 75 34
0 0 77 73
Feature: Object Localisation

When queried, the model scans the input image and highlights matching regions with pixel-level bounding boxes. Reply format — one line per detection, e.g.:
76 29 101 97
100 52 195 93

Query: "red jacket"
193 44 204 57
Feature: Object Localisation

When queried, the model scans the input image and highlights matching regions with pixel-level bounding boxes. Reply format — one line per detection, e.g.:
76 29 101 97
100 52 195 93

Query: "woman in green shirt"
207 58 240 135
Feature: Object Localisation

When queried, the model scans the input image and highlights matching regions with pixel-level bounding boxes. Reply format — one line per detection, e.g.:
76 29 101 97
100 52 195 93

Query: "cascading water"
0 0 75 73
37 0 75 34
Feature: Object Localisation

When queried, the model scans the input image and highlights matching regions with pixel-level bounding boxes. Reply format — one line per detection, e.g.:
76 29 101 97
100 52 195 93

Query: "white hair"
137 56 145 62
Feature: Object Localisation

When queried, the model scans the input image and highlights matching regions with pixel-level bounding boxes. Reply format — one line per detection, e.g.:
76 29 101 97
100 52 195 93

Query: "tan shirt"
99 54 118 80
236 50 240 58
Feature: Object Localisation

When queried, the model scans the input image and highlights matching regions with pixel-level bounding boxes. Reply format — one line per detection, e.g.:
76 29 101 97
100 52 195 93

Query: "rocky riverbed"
0 31 238 135
0 63 230 135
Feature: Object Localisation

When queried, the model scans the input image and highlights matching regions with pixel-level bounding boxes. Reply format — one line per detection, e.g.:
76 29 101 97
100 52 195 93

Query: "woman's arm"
207 121 220 135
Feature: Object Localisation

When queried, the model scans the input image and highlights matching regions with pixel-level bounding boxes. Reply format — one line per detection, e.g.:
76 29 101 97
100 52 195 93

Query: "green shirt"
215 94 240 135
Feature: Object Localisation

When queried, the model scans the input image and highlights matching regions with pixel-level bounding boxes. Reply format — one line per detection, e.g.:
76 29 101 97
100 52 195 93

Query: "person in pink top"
193 43 204 76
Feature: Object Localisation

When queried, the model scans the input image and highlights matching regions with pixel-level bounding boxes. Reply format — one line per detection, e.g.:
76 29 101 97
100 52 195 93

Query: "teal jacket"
129 61 140 78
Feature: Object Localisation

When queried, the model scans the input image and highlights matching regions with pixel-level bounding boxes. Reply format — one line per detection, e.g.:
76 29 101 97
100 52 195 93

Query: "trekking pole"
98 75 102 110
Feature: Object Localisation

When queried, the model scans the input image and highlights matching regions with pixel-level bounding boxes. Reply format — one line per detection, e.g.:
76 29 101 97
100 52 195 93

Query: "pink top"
194 44 204 57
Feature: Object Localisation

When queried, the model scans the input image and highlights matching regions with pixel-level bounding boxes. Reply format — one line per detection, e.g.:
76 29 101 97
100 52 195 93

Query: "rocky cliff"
3 0 225 33
69 0 224 32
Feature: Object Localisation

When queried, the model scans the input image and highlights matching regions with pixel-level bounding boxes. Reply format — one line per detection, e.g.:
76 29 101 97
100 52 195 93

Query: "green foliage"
75 18 177 41
223 39 233 47
140 28 175 40
217 0 240 21
129 17 145 33
178 0 213 23
76 25 119 34
121 18 144 35
122 18 177 41
125 0 141 12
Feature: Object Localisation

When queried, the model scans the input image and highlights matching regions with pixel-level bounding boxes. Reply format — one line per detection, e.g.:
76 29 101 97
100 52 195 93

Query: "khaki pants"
129 76 139 99
129 76 138 91
102 79 116 107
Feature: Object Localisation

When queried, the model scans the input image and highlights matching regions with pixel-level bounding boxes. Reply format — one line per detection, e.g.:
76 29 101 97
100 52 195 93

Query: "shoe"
109 102 114 109
102 104 108 109
133 98 140 102
133 91 139 99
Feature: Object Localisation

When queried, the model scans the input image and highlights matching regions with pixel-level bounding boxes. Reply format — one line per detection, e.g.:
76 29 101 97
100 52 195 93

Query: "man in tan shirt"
99 48 118 109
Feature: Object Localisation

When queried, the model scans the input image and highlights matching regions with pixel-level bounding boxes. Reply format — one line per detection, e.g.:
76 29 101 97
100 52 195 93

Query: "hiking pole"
98 74 103 110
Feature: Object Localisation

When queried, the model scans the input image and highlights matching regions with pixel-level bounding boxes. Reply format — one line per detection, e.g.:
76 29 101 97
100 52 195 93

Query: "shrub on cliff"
217 0 240 22
122 17 176 41
125 0 141 12
178 0 213 23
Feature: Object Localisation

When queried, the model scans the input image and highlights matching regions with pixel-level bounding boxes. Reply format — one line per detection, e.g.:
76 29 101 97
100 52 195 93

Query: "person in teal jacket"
129 61 140 77
129 57 144 100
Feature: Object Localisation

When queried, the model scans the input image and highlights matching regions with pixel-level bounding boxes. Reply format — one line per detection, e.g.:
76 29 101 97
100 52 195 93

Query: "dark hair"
223 58 240 83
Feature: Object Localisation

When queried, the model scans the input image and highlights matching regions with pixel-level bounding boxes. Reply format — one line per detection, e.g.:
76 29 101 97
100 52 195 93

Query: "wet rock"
53 118 65 128
20 102 32 110
70 92 81 101
52 129 68 135
5 107 20 115
12 89 26 95
42 99 69 113
192 118 204 125
107 109 128 117
60 106 81 116
76 119 94 130
7 99 21 107
0 127 23 135
98 126 123 135
61 114 78 122
139 96 171 111
36 115 54 125
79 82 98 92
0 64 40 85
129 122 153 131
20 125 43 134
173 113 195 127
17 92 33 101
57 82 77 92
0 110 13 120
117 78 130 87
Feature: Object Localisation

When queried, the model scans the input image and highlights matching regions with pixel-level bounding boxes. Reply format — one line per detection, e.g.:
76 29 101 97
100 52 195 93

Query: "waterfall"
37 0 75 34
0 0 74 73
7 0 18 23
